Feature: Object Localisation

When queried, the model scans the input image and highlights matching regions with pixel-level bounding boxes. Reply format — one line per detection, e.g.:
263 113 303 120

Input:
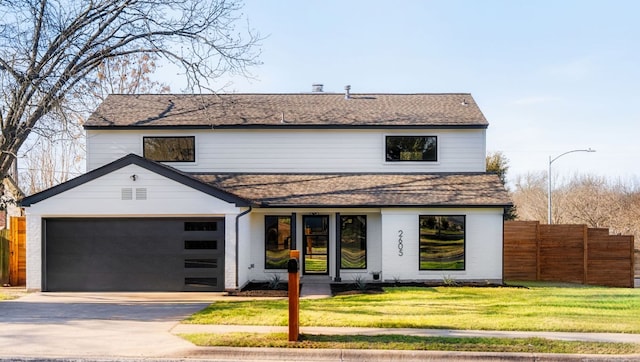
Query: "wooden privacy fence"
0 216 26 286
504 221 635 288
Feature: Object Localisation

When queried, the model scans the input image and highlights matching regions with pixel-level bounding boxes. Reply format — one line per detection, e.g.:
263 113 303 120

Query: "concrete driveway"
0 292 214 359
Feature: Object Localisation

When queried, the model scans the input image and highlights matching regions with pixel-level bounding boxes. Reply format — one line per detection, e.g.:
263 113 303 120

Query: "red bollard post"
288 250 300 342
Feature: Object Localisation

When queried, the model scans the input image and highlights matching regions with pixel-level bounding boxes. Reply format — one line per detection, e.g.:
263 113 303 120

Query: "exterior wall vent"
121 188 133 200
135 188 147 200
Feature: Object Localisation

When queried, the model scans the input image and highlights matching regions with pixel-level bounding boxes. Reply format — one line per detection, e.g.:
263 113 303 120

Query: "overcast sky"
162 0 640 186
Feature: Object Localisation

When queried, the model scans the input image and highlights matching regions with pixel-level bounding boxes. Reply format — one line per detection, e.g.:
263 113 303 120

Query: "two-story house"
21 92 512 292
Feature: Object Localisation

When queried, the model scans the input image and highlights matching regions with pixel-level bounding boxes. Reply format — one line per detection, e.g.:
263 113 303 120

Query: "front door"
303 215 329 275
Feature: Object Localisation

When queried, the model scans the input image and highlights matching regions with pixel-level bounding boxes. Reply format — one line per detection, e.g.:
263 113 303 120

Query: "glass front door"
303 215 329 275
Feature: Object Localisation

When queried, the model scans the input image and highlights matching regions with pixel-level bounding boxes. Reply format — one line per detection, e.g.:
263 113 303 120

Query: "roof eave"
83 124 489 130
254 203 513 208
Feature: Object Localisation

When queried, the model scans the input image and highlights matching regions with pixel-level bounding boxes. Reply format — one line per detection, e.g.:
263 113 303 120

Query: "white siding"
381 208 504 283
240 207 503 284
86 129 486 173
24 164 242 291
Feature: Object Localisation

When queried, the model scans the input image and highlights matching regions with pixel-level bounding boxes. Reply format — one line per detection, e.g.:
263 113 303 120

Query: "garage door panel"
44 218 225 292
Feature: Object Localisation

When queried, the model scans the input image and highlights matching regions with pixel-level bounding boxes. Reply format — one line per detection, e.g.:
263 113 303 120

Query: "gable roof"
191 173 512 208
85 93 488 129
20 154 250 207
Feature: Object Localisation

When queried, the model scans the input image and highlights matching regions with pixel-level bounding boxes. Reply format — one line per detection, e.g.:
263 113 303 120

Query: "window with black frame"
340 215 367 269
143 136 195 162
385 136 437 162
265 215 291 269
418 215 465 270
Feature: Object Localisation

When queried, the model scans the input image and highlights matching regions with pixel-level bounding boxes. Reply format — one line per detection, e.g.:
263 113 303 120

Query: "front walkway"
300 276 332 299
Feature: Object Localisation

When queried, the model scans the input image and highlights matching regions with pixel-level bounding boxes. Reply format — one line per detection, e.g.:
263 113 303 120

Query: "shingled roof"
85 93 488 129
191 173 512 207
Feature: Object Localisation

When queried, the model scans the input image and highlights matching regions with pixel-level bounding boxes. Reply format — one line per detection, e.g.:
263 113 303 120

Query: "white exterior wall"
24 164 241 291
242 209 383 285
86 128 486 173
240 207 503 284
381 208 504 283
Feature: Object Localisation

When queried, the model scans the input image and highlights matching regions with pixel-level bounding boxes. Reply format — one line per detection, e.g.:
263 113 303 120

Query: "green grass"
0 293 12 301
181 332 640 354
0 292 19 300
185 282 640 333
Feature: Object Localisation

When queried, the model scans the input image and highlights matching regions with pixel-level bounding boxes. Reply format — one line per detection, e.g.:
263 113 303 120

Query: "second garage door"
44 218 225 292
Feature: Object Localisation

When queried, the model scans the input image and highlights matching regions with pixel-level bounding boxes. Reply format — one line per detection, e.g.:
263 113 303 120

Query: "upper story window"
385 136 437 162
143 136 195 162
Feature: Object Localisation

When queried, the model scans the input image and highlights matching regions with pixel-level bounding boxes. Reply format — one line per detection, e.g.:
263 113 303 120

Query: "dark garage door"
44 218 225 292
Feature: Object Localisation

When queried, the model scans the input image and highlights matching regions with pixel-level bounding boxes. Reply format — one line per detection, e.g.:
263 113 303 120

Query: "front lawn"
185 282 640 333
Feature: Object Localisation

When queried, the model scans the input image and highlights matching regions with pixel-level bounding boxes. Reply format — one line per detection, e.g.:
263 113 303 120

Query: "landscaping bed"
330 281 508 296
226 281 289 297
227 280 512 297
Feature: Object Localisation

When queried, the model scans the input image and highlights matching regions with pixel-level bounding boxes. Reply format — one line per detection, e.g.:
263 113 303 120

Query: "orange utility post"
287 250 300 342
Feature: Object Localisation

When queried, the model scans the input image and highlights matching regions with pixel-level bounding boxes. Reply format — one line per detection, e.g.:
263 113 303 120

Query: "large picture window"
386 136 437 162
340 215 367 269
265 216 291 269
143 136 195 162
419 215 465 270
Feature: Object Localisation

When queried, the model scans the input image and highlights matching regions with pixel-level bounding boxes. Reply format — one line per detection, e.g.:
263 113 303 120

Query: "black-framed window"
386 136 437 162
143 136 195 162
340 215 367 269
265 215 291 269
419 215 465 270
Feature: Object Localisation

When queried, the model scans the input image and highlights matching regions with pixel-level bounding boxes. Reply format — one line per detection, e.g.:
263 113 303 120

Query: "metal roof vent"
344 85 351 99
121 188 133 200
136 188 147 200
312 83 323 92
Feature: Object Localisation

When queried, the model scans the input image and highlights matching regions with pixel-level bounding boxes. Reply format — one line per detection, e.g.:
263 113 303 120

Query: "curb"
182 347 640 362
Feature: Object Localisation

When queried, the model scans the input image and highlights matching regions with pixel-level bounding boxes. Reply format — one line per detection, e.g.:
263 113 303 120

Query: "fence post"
535 222 541 281
583 225 588 285
0 232 8 286
630 236 636 288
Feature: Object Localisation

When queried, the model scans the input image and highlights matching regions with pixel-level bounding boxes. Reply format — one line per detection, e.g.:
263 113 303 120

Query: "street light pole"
547 148 596 224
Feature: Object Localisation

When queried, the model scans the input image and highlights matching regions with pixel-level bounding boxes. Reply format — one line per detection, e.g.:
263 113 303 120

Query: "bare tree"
0 0 261 179
511 172 548 222
20 53 172 193
512 172 640 247
77 53 171 104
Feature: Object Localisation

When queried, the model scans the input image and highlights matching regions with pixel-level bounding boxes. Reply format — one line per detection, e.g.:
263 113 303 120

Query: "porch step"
300 276 332 299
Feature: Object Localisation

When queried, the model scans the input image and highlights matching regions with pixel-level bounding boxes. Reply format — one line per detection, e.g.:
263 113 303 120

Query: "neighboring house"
21 91 512 292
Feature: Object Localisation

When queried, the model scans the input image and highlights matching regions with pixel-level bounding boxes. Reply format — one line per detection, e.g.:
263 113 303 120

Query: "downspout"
235 206 252 289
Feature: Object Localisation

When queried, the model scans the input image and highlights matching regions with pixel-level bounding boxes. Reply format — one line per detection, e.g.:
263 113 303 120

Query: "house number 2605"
397 230 404 256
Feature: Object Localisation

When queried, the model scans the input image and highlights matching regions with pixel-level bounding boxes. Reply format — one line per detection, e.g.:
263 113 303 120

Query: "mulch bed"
330 281 509 296
227 281 513 297
226 282 289 297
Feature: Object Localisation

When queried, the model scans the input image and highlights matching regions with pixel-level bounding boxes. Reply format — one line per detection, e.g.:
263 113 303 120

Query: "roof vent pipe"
344 85 351 99
312 84 323 92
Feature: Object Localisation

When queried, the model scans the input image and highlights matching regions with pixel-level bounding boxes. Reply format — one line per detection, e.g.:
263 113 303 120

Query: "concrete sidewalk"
172 324 640 344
